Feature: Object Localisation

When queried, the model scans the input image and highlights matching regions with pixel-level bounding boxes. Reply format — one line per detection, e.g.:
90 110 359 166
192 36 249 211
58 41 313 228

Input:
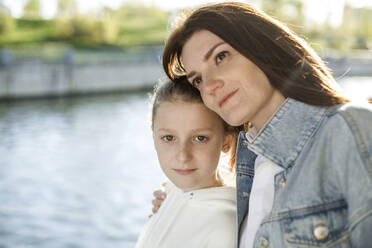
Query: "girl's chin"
178 185 198 192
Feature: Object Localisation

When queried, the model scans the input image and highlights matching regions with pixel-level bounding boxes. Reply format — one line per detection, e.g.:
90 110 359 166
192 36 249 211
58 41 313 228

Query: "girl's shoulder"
188 186 237 210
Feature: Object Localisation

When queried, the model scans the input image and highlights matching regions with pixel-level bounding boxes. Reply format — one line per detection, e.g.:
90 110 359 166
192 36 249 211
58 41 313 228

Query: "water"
0 77 371 248
338 76 372 101
0 93 166 248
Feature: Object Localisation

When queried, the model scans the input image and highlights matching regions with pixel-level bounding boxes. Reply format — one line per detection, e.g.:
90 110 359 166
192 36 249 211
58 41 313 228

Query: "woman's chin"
223 115 246 127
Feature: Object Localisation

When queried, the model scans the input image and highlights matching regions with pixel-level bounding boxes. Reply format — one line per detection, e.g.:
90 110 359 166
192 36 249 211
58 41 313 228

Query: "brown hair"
150 76 241 170
162 2 350 106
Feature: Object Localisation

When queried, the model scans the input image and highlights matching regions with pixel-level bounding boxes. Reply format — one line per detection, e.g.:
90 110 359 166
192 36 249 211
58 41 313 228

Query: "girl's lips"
219 89 238 107
173 169 197 175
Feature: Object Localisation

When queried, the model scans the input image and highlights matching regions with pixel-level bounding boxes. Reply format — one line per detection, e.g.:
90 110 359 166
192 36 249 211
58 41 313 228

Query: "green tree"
114 4 168 45
359 7 372 47
0 3 15 34
56 13 119 45
23 0 41 19
262 0 285 18
115 4 168 29
57 0 77 18
95 16 118 44
262 0 304 28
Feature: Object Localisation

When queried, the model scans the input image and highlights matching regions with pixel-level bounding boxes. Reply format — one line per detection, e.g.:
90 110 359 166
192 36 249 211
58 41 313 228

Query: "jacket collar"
245 98 328 169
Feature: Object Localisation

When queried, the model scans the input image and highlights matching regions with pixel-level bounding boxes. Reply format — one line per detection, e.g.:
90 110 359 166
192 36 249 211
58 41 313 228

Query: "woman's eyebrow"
186 71 196 81
204 42 225 61
186 42 225 81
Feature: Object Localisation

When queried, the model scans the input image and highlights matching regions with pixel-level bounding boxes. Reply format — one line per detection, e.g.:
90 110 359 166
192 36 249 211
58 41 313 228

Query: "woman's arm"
330 105 372 247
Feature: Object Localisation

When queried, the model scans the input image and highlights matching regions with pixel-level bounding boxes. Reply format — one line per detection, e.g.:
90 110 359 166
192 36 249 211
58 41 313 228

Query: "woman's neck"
251 90 286 131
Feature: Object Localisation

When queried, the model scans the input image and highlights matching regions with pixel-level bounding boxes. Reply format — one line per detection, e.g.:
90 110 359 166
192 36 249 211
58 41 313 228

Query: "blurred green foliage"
0 2 168 49
261 0 372 52
57 0 78 17
55 14 119 45
0 18 57 45
23 0 41 19
115 4 168 46
0 11 15 34
0 0 371 53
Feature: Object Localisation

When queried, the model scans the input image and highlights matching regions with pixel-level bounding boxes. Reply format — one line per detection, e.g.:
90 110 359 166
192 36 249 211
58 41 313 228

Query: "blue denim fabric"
236 98 372 247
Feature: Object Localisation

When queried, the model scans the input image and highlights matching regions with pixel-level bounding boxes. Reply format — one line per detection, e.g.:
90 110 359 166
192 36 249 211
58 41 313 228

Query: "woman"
155 2 372 247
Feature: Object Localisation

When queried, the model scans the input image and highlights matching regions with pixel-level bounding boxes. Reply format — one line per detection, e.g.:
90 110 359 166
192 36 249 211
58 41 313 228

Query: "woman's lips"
219 89 238 107
173 169 197 175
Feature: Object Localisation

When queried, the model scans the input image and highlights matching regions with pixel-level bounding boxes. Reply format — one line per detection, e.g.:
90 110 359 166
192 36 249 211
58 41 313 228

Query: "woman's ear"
222 134 233 153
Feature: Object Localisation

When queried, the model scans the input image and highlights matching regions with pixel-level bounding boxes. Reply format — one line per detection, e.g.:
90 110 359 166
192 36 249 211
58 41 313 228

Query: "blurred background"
0 0 371 247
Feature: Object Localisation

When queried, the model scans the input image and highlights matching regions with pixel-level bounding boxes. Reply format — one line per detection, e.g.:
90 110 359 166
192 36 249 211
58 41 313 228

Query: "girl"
136 78 239 248
156 2 372 247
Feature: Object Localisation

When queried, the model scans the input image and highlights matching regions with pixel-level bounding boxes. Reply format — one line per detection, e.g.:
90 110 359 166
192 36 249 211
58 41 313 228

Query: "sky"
2 0 372 26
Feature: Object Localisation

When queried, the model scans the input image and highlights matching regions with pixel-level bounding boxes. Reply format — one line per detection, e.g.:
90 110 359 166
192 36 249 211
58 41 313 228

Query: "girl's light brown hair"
163 2 350 106
150 76 241 170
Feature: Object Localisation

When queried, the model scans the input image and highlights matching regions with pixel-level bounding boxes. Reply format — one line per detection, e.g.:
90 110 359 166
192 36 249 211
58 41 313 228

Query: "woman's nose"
203 71 224 95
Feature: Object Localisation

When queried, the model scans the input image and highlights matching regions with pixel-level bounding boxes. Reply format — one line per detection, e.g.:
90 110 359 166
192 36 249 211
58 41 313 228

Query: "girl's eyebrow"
157 128 214 133
191 128 214 132
156 128 174 132
186 42 225 81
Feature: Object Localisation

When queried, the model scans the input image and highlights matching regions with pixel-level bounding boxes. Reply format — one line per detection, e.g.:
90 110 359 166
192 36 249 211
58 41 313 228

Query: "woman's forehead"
183 30 223 53
181 30 224 70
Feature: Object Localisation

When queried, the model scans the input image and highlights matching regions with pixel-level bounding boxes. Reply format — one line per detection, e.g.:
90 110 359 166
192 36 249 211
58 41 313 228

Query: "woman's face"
181 30 285 130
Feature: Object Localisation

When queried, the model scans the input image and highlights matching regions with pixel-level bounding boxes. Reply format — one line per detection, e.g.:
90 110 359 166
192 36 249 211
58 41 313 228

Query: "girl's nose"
177 142 192 162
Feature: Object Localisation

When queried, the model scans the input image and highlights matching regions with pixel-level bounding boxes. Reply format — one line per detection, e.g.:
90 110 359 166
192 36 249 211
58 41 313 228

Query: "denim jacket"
236 98 372 248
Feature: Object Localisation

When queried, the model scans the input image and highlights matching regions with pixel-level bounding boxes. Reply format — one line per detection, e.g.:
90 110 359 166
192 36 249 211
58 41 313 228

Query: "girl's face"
181 30 285 130
152 100 230 192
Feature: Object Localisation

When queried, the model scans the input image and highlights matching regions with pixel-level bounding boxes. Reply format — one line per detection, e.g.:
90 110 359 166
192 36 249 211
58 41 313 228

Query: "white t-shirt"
239 154 283 248
136 182 237 248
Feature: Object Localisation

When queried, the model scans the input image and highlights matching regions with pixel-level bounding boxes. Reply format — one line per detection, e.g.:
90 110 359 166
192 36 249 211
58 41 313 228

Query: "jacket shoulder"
327 101 372 133
328 101 372 118
324 101 372 174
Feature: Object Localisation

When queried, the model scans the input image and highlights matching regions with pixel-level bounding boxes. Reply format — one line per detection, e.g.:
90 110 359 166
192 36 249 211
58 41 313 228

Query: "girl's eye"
194 136 208 142
191 77 202 89
161 135 174 142
215 51 228 64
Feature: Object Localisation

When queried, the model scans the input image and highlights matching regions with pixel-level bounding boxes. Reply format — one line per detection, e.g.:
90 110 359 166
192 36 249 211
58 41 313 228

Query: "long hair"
162 2 349 106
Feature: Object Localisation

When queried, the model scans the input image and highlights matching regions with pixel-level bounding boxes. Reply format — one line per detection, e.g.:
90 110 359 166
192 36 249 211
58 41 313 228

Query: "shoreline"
0 53 371 101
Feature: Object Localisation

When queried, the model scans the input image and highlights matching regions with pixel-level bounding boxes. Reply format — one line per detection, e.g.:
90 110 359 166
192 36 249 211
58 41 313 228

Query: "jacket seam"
236 166 254 176
336 110 372 180
349 206 372 232
261 199 347 223
285 229 350 247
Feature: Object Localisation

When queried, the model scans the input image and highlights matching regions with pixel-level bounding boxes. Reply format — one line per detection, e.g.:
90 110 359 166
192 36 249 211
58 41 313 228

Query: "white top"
239 131 284 248
136 182 237 248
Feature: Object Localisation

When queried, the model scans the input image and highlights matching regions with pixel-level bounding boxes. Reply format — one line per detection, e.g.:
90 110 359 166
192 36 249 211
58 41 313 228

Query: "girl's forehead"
155 100 221 122
157 99 203 110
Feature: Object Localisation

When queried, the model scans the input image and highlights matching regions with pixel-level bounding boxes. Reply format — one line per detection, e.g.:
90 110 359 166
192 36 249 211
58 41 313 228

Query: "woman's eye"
194 136 208 142
215 51 228 64
191 77 202 88
161 135 174 142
